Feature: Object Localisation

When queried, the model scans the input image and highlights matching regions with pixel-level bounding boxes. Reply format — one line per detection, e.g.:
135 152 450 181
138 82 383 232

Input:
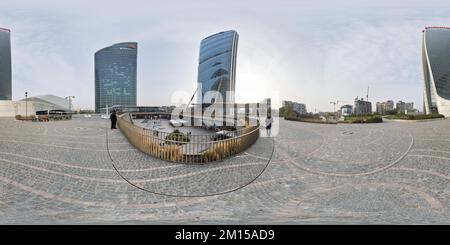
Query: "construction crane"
366 86 370 101
330 100 345 113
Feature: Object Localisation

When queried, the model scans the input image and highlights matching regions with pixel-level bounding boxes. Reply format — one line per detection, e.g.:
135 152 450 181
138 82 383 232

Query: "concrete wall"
0 101 36 117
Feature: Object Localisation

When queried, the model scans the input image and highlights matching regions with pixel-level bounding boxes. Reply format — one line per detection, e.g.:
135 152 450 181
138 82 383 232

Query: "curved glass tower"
95 42 137 112
422 27 450 117
0 28 12 100
197 30 238 106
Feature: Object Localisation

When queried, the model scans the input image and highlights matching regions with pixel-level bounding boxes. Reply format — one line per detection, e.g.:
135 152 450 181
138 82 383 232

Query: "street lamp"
65 96 75 115
25 92 28 121
330 101 337 119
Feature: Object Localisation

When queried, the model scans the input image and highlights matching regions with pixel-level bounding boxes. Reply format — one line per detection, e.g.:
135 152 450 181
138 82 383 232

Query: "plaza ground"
0 116 449 224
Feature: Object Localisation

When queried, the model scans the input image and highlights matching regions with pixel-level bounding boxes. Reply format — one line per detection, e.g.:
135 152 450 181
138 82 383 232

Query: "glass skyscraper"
197 30 238 106
422 27 450 117
95 42 137 112
0 28 12 101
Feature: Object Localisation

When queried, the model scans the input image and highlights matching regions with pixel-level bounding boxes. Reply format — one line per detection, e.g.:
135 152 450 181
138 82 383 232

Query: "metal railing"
117 113 260 163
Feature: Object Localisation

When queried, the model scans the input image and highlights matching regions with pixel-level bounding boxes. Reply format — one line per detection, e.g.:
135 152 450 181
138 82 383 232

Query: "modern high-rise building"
0 27 12 101
354 97 372 115
376 100 394 114
422 27 450 117
197 30 238 106
95 42 137 112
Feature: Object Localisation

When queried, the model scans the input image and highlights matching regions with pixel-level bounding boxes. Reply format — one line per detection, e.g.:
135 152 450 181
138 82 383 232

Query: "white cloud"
1 0 450 111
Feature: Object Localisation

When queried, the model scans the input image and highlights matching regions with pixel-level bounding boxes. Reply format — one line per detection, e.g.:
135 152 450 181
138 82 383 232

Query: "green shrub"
343 115 383 123
285 116 336 124
165 130 190 145
15 115 36 121
385 113 444 120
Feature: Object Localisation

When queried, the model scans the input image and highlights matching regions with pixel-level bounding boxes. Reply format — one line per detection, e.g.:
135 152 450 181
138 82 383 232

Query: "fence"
117 113 260 163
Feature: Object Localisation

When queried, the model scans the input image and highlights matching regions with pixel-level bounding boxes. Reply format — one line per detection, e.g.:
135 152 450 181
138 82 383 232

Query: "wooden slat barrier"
117 113 260 163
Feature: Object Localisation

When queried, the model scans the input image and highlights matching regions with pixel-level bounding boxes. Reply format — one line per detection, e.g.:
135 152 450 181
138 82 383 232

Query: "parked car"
169 119 188 127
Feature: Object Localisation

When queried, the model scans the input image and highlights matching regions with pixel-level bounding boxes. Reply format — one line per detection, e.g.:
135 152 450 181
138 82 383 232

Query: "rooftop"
423 26 450 32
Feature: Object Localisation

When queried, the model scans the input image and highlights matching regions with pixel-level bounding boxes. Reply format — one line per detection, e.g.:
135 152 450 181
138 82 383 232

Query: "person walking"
110 110 117 129
265 114 273 136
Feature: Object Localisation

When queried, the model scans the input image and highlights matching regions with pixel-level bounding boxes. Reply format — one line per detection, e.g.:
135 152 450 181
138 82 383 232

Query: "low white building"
0 100 28 117
0 94 73 117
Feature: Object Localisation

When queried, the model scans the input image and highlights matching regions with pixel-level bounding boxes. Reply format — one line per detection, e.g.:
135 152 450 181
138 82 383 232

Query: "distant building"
20 94 74 114
395 101 413 114
262 98 271 108
95 42 138 112
354 97 372 115
340 104 353 116
101 105 169 114
0 94 73 117
376 100 394 114
0 27 12 101
406 102 414 112
282 100 307 115
261 98 272 115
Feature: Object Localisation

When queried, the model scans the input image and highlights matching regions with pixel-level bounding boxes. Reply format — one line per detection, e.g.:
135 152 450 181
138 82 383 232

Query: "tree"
279 106 294 117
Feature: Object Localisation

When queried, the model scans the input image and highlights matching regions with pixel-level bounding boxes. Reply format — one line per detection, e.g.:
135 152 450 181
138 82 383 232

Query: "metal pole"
25 92 28 121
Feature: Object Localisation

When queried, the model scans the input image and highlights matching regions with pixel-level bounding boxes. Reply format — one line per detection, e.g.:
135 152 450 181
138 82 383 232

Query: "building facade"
0 94 73 117
282 100 307 115
0 28 12 101
354 97 372 115
396 100 415 114
19 94 74 113
422 27 450 117
376 100 394 114
340 104 353 116
197 31 238 106
95 42 137 112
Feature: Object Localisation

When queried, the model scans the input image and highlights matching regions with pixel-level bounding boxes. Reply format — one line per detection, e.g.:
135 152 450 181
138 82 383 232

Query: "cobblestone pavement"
0 116 448 224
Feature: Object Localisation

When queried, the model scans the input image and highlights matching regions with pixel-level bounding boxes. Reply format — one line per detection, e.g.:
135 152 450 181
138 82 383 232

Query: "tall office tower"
0 28 12 100
95 42 137 112
422 27 450 117
197 30 238 106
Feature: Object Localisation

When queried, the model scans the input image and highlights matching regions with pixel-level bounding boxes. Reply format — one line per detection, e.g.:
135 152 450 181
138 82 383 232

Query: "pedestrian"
110 110 117 129
265 114 273 136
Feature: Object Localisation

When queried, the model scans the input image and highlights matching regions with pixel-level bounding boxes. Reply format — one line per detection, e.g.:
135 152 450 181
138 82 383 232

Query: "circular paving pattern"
0 116 448 224
276 122 414 176
108 130 275 197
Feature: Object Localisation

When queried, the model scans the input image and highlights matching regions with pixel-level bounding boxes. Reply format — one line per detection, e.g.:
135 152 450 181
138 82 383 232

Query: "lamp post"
65 96 75 117
330 101 336 120
25 92 28 121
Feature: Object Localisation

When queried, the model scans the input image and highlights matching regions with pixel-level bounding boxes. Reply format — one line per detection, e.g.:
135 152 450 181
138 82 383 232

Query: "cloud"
1 0 450 111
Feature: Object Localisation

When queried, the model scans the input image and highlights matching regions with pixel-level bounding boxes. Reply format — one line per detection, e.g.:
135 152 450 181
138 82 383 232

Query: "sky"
1 0 450 111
